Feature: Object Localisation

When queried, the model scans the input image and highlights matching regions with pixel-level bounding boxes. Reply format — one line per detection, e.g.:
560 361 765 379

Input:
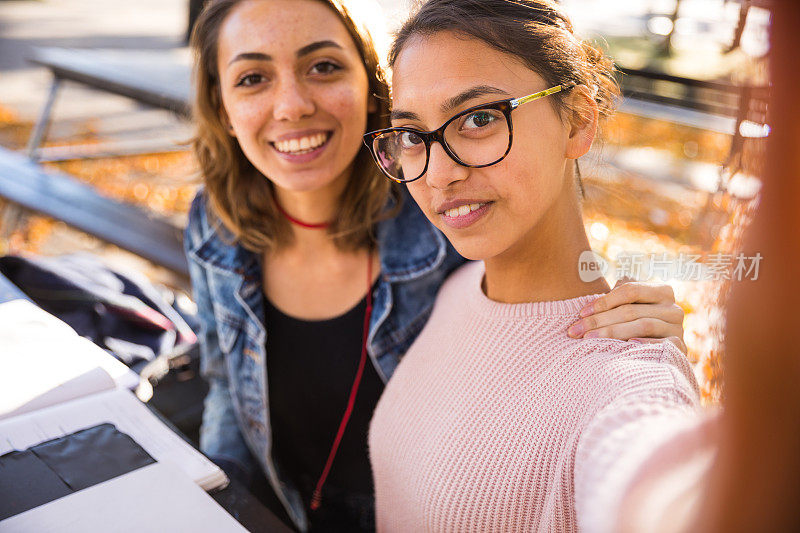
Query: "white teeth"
274 133 328 154
444 203 485 218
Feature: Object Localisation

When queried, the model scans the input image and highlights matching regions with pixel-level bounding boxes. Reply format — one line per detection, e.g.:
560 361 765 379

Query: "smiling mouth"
443 202 488 219
271 132 331 155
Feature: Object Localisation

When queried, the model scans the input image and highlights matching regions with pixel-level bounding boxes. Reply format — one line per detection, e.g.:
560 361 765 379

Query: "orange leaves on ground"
49 152 199 221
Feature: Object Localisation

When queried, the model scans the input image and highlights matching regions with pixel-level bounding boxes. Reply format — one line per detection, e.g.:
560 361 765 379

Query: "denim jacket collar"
189 217 260 279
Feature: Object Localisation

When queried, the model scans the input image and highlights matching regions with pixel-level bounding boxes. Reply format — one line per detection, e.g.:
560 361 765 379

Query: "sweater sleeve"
574 345 712 533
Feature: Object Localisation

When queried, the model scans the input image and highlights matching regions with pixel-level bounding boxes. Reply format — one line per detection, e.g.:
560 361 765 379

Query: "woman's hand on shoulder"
567 278 687 354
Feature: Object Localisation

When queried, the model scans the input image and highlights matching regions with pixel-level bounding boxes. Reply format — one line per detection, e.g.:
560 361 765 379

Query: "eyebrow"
227 40 343 66
228 52 271 66
441 85 509 113
296 40 342 58
390 85 511 122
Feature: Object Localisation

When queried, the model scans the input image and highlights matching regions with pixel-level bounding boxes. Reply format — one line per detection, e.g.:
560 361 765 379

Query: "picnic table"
26 47 192 159
0 146 189 277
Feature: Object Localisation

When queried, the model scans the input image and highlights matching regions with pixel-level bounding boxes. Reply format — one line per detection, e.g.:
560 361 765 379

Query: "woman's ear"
564 85 598 159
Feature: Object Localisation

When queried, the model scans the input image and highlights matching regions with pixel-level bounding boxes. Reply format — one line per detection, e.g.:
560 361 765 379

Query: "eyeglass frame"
363 83 575 183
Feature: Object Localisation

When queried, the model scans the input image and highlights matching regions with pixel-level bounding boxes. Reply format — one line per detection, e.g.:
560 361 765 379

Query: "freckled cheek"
225 97 272 137
316 84 369 132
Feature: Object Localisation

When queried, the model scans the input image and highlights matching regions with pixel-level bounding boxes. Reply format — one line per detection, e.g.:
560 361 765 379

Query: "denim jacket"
184 189 464 531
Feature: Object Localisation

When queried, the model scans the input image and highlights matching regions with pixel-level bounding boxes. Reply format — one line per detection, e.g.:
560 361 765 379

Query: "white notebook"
0 299 227 492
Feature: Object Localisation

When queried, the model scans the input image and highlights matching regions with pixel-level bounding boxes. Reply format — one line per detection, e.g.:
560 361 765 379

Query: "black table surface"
210 476 294 533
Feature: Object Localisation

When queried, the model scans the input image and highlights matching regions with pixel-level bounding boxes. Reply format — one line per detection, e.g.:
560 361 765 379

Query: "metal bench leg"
26 77 62 161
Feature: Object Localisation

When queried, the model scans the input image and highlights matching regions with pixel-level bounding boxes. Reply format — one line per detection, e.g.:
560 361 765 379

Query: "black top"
264 286 384 532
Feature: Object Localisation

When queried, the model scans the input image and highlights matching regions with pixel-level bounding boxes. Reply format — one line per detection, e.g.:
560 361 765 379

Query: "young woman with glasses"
367 0 703 530
186 0 689 530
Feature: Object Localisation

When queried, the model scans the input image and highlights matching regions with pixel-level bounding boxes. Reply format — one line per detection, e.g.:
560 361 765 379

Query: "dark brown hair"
391 0 619 132
190 0 397 253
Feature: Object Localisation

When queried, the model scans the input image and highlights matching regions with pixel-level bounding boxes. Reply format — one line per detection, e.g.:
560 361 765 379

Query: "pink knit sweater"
369 262 699 532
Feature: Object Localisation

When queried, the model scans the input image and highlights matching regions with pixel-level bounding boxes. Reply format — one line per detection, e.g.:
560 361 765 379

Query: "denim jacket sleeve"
184 193 257 484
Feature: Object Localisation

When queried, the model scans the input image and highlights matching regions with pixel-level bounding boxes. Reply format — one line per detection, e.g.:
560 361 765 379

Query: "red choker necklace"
274 199 333 229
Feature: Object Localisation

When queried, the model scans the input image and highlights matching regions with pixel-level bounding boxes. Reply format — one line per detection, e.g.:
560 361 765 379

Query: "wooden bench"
0 146 188 277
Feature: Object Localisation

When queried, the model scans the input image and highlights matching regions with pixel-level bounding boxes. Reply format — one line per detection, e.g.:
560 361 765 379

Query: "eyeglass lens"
372 107 510 182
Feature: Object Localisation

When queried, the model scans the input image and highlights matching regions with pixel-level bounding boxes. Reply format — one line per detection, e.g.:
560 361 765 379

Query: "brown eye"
461 110 499 130
309 61 342 75
399 131 424 150
235 73 266 87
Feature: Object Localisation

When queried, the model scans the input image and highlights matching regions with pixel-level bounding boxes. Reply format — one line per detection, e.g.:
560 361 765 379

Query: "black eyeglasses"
363 84 574 183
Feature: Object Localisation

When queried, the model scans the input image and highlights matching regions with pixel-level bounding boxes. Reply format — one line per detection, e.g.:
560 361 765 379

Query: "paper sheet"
0 299 140 419
0 462 246 532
